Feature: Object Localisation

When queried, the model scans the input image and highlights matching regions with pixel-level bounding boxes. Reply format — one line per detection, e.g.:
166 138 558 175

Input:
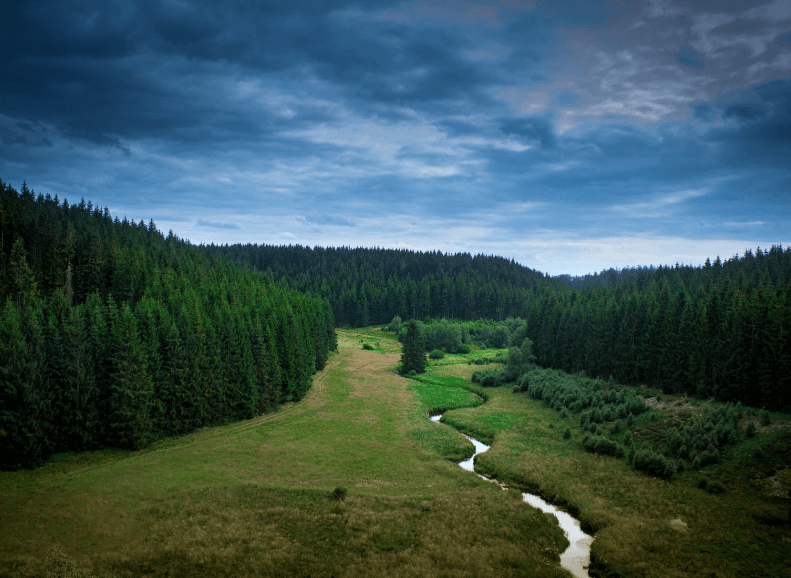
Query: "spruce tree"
400 320 426 374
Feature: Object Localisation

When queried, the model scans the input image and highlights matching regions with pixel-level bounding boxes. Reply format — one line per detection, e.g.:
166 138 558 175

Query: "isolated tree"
400 320 426 374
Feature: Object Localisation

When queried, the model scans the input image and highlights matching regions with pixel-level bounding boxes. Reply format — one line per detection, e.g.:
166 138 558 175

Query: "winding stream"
430 414 593 578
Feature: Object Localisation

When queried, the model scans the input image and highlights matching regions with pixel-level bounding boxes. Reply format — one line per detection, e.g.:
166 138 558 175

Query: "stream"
430 414 593 578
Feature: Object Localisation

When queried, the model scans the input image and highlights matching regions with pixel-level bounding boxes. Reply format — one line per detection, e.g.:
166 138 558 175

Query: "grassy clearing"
425 369 791 578
0 328 568 578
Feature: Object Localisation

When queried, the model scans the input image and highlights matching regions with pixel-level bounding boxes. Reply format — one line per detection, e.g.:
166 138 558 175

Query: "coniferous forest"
0 180 336 469
211 242 791 411
2 178 790 470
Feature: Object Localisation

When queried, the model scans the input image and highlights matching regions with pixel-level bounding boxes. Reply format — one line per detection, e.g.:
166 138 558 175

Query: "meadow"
3 326 789 578
0 328 567 578
422 348 791 578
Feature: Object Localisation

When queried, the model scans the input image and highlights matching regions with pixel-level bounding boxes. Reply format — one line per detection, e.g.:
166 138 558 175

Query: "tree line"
208 243 562 326
0 180 336 469
210 243 790 411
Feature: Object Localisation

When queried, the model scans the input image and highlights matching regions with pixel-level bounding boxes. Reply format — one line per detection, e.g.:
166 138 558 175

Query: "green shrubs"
707 481 726 494
331 486 348 501
458 344 471 354
563 428 571 440
760 409 771 426
632 449 674 479
362 343 374 350
471 369 507 387
582 435 620 457
746 421 757 438
429 349 445 359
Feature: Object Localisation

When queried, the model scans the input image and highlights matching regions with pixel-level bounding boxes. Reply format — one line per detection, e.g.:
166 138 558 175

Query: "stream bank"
431 413 593 578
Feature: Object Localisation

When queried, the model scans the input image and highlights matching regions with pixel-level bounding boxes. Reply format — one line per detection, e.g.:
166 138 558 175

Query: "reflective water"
431 413 592 578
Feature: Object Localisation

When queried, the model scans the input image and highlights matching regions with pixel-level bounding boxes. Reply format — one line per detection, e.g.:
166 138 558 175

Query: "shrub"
331 486 348 501
593 437 619 457
632 449 674 479
429 349 445 359
698 477 709 489
745 421 757 438
459 344 471 354
563 428 571 440
760 409 771 426
707 481 726 494
478 369 507 388
408 369 417 376
362 343 374 350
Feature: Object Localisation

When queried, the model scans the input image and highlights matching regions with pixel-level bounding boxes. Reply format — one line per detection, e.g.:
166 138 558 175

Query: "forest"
211 242 791 411
2 177 789 470
0 180 336 469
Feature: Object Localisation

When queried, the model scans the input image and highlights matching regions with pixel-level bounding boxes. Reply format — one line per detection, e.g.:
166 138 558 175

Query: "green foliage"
331 486 347 501
362 343 374 350
210 236 791 412
707 481 726 494
400 321 427 375
563 427 571 440
0 180 336 469
632 449 675 479
458 344 471 354
428 349 444 359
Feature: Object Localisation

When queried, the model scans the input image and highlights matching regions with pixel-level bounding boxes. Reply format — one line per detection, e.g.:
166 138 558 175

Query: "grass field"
4 326 789 578
421 349 791 578
0 328 569 578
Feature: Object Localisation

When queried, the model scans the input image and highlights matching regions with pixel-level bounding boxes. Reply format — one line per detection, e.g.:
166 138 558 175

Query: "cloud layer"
2 0 789 274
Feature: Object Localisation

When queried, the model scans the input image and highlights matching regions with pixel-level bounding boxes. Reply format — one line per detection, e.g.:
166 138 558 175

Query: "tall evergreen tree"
400 320 426 374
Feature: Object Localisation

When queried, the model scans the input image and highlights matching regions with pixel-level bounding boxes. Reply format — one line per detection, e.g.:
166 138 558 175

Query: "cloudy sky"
2 0 790 275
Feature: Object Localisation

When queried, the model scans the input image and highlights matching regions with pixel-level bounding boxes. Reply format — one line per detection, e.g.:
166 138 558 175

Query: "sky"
2 0 790 276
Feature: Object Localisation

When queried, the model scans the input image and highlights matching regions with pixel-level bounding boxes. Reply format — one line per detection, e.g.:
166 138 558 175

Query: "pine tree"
400 320 426 374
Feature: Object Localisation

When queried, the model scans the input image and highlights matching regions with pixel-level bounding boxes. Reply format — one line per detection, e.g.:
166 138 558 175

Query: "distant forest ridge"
0 180 336 469
209 242 791 411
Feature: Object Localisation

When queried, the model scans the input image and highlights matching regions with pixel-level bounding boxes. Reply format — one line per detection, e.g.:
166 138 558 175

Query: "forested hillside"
212 243 791 411
0 180 336 469
209 243 562 326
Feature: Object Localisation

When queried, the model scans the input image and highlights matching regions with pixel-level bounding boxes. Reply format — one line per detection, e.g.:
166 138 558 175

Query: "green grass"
416 364 791 578
6 329 787 578
0 330 568 578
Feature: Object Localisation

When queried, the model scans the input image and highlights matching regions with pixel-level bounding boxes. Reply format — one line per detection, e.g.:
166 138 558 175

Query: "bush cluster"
521 367 646 421
471 369 508 387
664 404 740 469
582 434 623 458
631 448 675 479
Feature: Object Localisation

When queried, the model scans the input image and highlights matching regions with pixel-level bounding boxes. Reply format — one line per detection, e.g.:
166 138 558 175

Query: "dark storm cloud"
1 0 501 149
674 47 705 70
705 79 791 166
501 116 557 149
2 0 789 275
